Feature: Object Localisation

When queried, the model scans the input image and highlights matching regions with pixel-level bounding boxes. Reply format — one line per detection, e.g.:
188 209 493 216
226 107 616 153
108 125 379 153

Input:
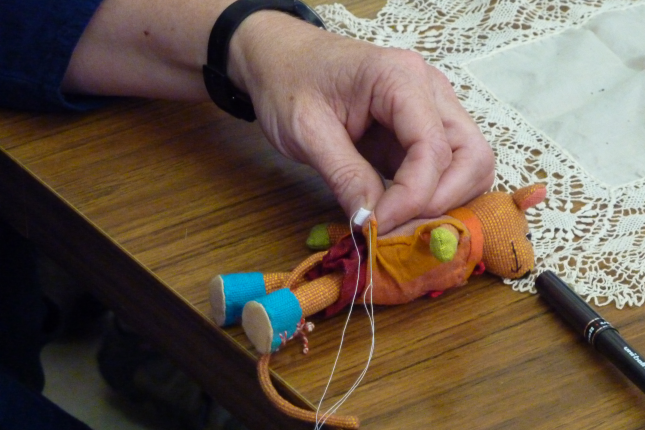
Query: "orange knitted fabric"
360 214 484 305
263 273 290 293
327 223 351 245
465 188 538 278
257 354 360 429
283 252 327 290
446 206 484 276
294 273 344 317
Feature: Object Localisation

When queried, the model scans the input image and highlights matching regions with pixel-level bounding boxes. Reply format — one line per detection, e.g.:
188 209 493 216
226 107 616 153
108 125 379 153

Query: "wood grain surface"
2 1 645 429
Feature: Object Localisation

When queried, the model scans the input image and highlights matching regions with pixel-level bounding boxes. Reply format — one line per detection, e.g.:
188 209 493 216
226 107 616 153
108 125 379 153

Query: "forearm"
61 0 495 233
60 0 303 102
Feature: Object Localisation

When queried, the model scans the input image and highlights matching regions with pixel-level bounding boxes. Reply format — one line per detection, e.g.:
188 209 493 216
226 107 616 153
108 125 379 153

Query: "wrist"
203 1 325 121
234 13 327 98
227 11 323 91
226 11 284 96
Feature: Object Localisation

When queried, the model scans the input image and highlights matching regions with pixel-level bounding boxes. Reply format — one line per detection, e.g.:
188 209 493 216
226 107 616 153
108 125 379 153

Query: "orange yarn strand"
283 252 327 291
257 354 360 429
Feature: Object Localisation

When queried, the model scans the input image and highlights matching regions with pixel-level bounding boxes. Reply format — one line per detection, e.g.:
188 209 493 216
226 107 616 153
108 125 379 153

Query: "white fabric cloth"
468 6 645 187
316 0 645 307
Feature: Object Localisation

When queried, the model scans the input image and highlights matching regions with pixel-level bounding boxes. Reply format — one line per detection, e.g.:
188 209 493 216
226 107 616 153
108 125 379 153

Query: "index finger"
372 129 452 234
368 56 453 233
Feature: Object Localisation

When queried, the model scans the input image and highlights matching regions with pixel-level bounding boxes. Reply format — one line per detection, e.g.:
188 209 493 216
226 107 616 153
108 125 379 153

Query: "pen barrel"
536 271 603 334
595 329 645 393
537 271 645 395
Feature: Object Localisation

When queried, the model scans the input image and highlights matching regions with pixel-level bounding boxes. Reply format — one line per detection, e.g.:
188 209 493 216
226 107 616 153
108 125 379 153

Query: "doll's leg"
211 251 327 327
209 272 289 326
241 273 343 354
292 273 344 317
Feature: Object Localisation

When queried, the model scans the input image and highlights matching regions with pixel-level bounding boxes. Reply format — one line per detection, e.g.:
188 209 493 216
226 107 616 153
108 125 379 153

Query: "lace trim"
316 0 645 308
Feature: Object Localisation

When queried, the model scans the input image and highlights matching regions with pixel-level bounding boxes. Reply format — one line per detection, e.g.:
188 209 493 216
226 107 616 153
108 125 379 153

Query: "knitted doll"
209 183 546 428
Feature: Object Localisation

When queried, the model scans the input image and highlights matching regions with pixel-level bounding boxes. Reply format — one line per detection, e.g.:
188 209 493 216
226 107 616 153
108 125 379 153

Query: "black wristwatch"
203 0 326 122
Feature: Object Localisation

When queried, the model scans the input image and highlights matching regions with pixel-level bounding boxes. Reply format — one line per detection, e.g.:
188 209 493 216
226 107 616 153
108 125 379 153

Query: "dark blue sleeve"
0 0 107 112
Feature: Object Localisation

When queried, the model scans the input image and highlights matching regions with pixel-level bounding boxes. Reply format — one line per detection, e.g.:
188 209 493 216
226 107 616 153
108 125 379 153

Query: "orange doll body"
211 184 546 354
208 184 546 429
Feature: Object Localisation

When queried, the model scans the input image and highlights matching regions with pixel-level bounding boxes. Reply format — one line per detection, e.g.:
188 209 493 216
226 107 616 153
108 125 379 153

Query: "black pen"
536 270 645 393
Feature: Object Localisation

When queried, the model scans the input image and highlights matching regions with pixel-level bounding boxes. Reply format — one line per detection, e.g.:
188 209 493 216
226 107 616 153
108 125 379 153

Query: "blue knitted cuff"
221 272 266 325
255 288 303 352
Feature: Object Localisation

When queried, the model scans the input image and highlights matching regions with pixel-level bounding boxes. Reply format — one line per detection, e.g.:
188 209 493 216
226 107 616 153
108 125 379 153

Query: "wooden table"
2 2 645 428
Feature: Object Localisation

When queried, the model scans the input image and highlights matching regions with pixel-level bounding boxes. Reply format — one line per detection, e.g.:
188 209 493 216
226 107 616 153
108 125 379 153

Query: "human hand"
229 12 495 234
60 0 492 234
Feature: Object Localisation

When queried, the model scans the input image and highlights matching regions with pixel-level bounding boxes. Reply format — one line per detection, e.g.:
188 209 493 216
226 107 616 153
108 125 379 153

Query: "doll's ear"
512 184 546 211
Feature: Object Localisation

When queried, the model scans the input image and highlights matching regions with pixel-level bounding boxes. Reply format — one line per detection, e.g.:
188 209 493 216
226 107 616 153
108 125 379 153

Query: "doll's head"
465 184 546 279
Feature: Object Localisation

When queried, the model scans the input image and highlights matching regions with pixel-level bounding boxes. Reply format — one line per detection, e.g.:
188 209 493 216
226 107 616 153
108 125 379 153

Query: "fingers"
291 108 387 221
422 74 495 214
421 129 495 216
366 54 454 233
372 135 451 233
242 23 494 234
366 54 494 233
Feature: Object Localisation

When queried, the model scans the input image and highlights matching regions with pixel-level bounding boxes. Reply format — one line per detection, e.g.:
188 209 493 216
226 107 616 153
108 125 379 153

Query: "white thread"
315 211 376 429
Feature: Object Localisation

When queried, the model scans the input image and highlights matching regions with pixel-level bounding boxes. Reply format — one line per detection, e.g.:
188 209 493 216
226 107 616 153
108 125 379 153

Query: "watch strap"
203 0 326 122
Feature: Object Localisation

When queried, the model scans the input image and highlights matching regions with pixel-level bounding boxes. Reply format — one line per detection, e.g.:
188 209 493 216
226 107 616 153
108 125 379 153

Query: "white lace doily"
316 0 645 308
